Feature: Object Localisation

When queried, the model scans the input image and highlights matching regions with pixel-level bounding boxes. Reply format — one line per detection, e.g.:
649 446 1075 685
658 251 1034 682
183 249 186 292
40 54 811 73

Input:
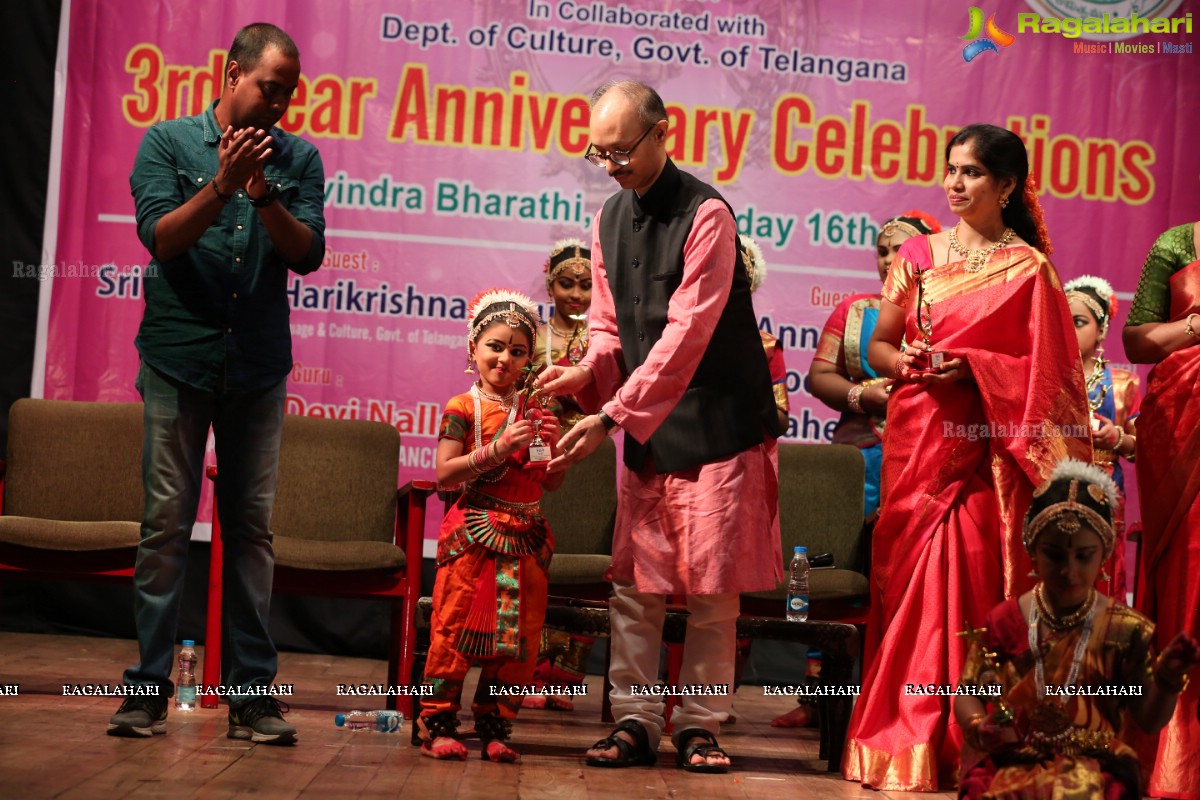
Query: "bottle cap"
334 713 346 726
182 639 195 647
797 546 807 554
794 545 801 553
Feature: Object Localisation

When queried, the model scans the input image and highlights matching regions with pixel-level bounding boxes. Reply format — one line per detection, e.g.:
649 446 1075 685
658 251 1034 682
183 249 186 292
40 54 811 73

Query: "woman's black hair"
945 124 1043 251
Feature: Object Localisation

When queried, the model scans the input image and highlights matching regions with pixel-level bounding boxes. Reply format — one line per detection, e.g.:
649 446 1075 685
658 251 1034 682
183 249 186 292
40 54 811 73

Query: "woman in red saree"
843 124 1092 791
1122 220 1200 799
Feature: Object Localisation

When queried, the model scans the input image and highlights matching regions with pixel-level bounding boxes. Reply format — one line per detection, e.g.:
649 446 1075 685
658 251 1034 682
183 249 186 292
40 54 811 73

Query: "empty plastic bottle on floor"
786 546 810 622
334 709 404 732
175 640 198 710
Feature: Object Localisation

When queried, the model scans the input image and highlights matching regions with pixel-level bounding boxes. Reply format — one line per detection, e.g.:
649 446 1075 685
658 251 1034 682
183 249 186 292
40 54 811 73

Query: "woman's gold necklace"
949 223 1016 272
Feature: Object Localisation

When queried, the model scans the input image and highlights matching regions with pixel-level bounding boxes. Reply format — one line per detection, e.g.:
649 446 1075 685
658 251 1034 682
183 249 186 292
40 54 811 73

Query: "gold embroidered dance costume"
419 391 554 725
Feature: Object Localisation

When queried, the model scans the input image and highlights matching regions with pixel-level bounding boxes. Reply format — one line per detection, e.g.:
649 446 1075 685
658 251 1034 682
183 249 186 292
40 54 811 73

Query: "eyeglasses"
584 125 656 167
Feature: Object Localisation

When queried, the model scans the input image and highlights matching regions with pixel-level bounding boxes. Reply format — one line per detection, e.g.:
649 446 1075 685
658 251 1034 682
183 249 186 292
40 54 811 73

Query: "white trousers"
607 578 739 748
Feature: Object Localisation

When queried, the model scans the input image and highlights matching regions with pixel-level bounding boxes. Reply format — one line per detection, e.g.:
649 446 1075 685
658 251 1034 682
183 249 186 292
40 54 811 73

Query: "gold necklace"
1084 356 1109 412
1034 584 1097 632
549 320 585 338
548 321 588 365
949 223 1016 272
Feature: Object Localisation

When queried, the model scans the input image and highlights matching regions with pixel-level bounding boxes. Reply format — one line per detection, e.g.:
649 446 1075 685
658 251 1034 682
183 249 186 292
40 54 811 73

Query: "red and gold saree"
843 237 1091 790
1129 252 1200 800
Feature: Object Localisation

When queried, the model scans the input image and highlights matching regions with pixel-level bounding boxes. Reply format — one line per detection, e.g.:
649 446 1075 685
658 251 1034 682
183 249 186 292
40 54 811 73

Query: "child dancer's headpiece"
467 289 541 346
1023 458 1118 558
544 238 591 289
879 209 942 240
1063 275 1117 339
739 235 767 293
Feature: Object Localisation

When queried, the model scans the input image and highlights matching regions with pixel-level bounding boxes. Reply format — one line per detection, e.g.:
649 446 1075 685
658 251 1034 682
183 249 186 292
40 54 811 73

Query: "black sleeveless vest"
599 159 781 473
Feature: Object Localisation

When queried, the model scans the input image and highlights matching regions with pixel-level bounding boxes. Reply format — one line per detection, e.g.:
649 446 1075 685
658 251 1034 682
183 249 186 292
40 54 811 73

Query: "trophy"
520 366 552 464
913 272 944 372
526 409 551 463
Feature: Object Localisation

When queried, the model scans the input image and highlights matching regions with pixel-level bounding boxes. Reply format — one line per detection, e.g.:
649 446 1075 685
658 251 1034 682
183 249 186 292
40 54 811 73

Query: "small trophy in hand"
914 272 944 372
521 366 551 464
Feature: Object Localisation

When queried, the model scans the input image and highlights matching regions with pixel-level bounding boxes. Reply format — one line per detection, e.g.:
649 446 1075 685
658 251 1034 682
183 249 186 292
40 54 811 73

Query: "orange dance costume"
418 390 554 742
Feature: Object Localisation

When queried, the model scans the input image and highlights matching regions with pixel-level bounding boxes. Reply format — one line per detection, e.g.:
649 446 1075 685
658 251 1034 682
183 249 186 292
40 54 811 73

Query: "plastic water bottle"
334 710 404 732
787 546 810 622
175 640 198 710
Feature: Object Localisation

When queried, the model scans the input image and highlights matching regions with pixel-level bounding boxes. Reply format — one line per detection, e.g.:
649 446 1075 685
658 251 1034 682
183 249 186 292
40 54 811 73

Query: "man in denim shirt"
108 23 324 745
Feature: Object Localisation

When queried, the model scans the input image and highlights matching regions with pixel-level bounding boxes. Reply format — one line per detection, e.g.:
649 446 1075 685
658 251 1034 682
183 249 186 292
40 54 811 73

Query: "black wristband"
597 409 618 431
211 179 233 204
249 183 280 208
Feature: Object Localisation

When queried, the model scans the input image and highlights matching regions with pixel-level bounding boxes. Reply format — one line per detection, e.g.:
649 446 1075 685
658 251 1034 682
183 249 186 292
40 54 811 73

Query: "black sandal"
673 728 730 774
585 718 657 768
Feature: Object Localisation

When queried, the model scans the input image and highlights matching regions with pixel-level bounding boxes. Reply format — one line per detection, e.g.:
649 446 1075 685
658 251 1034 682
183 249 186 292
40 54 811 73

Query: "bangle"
1186 314 1199 338
467 440 505 475
895 354 909 380
1113 428 1124 451
597 409 618 432
211 179 233 204
847 384 866 414
1124 434 1136 461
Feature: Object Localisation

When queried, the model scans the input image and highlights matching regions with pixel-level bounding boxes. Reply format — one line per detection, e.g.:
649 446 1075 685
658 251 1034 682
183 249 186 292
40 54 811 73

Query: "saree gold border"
1109 368 1139 432
813 330 843 366
772 383 789 415
843 297 881 381
919 247 1050 306
842 738 941 791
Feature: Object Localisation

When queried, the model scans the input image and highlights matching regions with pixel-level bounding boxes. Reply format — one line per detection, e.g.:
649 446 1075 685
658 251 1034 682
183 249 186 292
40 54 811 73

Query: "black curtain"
0 2 60 453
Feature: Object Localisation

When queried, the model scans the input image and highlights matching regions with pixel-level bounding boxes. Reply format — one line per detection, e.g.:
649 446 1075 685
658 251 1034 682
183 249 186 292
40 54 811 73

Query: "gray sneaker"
228 697 297 745
107 694 168 737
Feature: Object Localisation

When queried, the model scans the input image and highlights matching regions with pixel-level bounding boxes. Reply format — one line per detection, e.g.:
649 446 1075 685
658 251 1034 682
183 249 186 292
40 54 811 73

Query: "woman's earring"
999 195 1010 209
464 354 475 374
1027 568 1039 579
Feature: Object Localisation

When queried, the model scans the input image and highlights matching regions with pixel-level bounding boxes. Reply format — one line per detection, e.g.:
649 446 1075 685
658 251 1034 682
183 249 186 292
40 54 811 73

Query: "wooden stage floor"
0 631 954 799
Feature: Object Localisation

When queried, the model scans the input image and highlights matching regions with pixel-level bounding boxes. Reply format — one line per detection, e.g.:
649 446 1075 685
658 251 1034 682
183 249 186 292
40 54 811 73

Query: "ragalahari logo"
961 7 1015 62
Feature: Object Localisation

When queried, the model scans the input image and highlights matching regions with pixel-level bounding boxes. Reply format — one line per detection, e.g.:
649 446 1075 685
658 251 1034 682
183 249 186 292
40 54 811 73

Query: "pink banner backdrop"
40 0 1199 544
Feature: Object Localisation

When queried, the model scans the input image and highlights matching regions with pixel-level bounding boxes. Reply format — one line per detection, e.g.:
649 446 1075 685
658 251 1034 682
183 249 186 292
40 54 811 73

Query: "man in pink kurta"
542 80 781 773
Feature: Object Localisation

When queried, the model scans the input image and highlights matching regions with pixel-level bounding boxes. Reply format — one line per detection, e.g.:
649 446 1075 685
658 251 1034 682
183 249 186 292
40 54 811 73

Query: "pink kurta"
579 200 781 595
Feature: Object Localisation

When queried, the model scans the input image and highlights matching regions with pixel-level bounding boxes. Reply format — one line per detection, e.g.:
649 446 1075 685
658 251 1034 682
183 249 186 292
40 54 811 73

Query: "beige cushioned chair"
0 399 143 580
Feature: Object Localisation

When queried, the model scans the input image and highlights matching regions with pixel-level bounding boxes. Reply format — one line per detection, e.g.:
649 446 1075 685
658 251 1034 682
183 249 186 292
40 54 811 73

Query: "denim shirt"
131 100 325 393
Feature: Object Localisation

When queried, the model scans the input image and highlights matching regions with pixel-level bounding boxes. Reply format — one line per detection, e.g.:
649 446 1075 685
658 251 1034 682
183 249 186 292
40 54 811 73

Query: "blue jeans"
123 363 285 704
